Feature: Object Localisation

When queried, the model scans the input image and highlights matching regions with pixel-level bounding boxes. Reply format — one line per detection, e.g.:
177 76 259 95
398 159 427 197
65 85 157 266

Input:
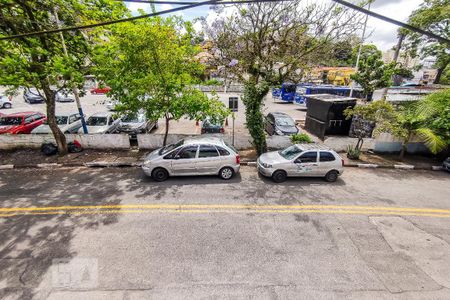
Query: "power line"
118 0 291 4
331 0 449 44
0 0 448 45
0 0 290 41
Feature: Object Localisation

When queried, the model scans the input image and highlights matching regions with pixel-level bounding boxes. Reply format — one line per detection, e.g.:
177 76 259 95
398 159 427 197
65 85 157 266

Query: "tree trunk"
242 81 269 155
399 142 407 161
433 66 445 84
41 81 68 155
163 115 170 146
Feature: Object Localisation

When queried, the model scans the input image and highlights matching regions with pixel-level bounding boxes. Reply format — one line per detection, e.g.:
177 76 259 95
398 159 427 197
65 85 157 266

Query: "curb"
0 162 446 172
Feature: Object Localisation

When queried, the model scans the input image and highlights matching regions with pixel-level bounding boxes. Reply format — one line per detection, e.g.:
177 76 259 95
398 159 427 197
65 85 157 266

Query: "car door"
67 114 82 133
197 144 222 175
318 151 338 176
291 151 319 177
171 145 199 175
22 115 35 133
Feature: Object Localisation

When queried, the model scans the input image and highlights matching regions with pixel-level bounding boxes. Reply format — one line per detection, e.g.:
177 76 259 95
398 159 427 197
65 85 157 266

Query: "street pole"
350 1 371 98
54 8 88 133
232 113 235 147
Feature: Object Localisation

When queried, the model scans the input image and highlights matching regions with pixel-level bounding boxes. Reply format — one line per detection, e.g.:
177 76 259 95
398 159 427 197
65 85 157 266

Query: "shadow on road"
0 169 124 299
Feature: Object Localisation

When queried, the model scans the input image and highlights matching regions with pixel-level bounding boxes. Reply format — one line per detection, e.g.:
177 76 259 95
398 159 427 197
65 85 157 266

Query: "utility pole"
54 8 88 133
350 1 371 98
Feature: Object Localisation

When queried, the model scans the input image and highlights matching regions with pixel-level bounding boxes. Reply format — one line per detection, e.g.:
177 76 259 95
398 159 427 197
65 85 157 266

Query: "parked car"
0 111 46 134
142 137 240 181
55 90 75 102
201 117 225 134
443 157 450 172
78 112 120 134
265 112 299 136
32 113 82 134
90 86 111 94
119 112 158 138
257 144 344 183
23 88 45 103
0 95 12 109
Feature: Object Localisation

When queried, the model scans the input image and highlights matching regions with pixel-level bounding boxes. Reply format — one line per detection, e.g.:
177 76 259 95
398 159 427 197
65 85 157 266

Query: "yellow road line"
1 204 450 214
2 208 450 218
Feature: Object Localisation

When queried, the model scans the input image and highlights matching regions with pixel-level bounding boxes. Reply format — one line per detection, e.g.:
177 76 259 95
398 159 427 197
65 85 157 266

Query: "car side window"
69 114 80 124
177 145 198 159
296 151 317 163
199 145 219 158
320 151 336 162
267 114 274 124
32 114 43 121
216 146 230 156
24 116 34 124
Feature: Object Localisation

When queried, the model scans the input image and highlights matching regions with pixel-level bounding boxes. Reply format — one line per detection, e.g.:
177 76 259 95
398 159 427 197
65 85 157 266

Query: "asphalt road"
0 166 449 299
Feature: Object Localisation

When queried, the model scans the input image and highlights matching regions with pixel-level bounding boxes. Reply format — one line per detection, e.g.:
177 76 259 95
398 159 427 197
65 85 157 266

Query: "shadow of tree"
0 168 125 299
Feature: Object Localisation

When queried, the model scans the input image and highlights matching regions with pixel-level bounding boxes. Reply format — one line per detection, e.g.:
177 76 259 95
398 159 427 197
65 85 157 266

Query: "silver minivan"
257 144 344 183
142 137 240 181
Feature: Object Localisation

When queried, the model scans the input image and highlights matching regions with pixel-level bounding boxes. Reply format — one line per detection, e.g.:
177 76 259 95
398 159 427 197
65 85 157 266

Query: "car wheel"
272 170 287 183
151 168 169 182
3 103 11 109
219 167 234 180
325 170 339 182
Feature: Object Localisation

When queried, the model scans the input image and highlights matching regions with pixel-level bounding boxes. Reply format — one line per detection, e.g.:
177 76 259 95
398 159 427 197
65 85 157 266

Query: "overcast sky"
125 0 425 51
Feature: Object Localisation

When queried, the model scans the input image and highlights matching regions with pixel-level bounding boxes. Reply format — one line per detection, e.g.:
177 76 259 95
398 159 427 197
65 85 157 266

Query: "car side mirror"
174 155 181 160
295 159 302 164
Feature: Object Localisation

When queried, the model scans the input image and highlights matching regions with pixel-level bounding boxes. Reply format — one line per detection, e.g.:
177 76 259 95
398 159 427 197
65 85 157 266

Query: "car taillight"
341 158 345 166
236 154 240 164
220 127 224 133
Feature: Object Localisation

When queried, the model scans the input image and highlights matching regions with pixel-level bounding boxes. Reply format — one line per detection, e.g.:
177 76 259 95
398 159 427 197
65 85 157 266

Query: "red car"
0 111 47 134
90 86 111 94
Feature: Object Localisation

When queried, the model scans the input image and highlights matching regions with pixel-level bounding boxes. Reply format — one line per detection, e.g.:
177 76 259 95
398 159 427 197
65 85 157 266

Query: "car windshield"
276 117 295 126
43 116 68 125
0 117 22 125
122 114 145 123
159 140 184 155
278 145 302 160
87 117 107 126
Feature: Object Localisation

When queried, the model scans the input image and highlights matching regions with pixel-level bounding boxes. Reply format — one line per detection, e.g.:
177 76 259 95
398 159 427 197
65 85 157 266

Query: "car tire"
219 167 234 180
325 170 339 182
3 103 11 109
152 168 169 182
272 170 287 183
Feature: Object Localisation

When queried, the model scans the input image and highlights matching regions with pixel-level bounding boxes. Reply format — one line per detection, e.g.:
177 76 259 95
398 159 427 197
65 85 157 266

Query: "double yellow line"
1 204 450 218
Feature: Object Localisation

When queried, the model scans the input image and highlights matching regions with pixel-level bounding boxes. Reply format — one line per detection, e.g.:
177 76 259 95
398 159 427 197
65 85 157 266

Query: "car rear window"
0 117 22 125
320 151 336 162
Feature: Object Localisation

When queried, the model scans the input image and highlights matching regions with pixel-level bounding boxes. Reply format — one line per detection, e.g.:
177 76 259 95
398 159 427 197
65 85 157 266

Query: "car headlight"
261 162 272 168
275 128 283 135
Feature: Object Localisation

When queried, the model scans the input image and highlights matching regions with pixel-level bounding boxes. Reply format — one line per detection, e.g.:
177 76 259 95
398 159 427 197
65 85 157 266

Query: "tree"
350 45 413 100
404 0 450 84
204 1 364 154
386 103 446 160
93 16 229 146
0 0 126 154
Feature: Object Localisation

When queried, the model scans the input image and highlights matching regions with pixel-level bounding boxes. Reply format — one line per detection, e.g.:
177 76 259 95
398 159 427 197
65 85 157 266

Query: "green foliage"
346 145 361 160
203 79 222 86
0 0 127 153
404 0 449 83
350 44 413 99
93 16 230 144
290 133 313 144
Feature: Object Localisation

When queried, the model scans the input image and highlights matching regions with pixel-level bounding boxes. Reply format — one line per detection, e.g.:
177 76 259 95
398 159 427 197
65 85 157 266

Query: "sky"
124 0 425 51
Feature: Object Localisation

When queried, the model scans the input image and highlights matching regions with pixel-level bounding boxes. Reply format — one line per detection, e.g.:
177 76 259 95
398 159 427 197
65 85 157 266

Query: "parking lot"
0 88 307 136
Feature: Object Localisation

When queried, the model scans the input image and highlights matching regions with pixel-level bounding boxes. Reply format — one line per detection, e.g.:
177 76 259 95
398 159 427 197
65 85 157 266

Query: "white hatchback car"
257 144 344 183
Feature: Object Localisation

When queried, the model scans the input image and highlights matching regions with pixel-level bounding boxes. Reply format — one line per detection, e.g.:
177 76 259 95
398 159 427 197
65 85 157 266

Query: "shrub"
290 133 313 144
203 79 222 86
346 144 361 160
